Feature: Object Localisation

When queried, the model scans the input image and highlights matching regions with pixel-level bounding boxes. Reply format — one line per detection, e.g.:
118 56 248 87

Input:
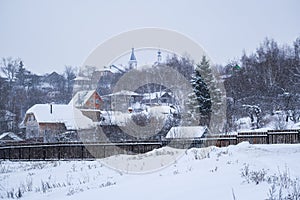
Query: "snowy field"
1 142 300 200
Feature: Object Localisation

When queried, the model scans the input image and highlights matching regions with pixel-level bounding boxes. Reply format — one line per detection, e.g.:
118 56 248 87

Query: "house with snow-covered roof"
22 104 94 142
0 132 23 144
102 90 143 112
166 126 207 139
142 91 175 106
69 90 102 110
69 90 102 122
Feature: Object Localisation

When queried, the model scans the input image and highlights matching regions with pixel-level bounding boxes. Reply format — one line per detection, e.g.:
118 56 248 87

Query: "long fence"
0 142 162 161
0 129 299 161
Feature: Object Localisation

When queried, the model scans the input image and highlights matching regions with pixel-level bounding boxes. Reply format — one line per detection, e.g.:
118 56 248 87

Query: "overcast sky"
0 0 299 74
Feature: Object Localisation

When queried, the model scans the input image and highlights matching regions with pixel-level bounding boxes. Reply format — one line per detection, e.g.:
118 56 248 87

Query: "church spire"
157 49 162 64
128 48 137 69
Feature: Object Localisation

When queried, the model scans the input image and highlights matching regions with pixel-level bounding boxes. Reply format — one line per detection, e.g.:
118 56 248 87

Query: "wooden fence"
0 129 299 161
0 142 163 161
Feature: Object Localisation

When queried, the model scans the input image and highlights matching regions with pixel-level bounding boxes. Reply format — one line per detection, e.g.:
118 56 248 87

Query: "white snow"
293 122 300 129
100 111 131 126
100 105 173 126
166 126 206 138
148 105 173 116
234 113 300 133
106 90 141 96
2 142 300 199
74 76 90 81
143 91 168 100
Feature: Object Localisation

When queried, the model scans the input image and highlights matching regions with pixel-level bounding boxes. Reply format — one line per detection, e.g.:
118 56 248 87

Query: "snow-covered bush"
131 111 151 126
241 164 300 199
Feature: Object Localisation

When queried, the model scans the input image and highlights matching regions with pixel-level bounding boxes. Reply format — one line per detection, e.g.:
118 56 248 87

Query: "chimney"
50 103 53 114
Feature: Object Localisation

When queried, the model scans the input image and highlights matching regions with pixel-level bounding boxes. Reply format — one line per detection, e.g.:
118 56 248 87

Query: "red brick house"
69 90 103 110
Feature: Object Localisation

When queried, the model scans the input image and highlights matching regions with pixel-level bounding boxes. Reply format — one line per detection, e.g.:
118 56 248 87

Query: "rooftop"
25 104 94 130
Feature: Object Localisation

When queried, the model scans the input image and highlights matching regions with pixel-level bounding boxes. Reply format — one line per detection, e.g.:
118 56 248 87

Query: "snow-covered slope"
1 142 300 199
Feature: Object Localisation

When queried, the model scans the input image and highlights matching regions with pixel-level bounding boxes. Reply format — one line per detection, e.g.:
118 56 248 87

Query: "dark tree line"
0 58 76 132
222 37 300 130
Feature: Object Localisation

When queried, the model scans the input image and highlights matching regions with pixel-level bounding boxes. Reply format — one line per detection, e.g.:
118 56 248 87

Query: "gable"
161 92 172 98
0 132 23 141
24 113 37 124
87 92 102 103
69 90 102 107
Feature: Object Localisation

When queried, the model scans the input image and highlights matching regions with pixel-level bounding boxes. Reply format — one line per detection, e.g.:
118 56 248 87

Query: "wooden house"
102 90 143 112
22 104 94 142
69 90 103 110
142 91 175 106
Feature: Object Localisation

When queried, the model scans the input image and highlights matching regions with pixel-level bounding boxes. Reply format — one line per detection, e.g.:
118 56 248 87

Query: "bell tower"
128 48 137 69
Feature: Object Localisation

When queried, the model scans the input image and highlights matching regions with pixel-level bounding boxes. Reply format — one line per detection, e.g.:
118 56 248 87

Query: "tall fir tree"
187 60 212 125
198 56 225 132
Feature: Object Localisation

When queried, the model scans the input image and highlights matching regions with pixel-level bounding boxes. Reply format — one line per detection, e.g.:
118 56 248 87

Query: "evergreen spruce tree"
197 56 224 132
187 60 212 125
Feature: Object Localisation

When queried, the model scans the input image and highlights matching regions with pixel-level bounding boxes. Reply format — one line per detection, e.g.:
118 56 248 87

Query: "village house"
0 132 23 144
73 68 114 94
69 90 102 122
73 76 91 93
165 126 207 139
69 90 102 110
22 104 94 142
142 90 176 106
102 90 143 112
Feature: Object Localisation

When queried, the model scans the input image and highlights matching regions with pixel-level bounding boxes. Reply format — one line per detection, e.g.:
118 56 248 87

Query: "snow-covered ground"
234 114 300 133
1 142 300 199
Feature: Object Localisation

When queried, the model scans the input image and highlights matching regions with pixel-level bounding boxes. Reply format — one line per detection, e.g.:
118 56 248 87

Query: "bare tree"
0 57 21 86
64 66 76 94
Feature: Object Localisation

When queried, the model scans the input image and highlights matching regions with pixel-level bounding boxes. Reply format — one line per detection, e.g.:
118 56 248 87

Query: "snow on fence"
236 130 300 145
0 129 299 161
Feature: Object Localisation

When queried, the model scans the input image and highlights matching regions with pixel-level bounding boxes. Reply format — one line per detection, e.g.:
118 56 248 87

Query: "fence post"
19 148 21 160
8 148 11 160
81 145 84 160
43 147 46 160
103 145 105 158
3 149 6 160
58 146 61 160
28 147 31 161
